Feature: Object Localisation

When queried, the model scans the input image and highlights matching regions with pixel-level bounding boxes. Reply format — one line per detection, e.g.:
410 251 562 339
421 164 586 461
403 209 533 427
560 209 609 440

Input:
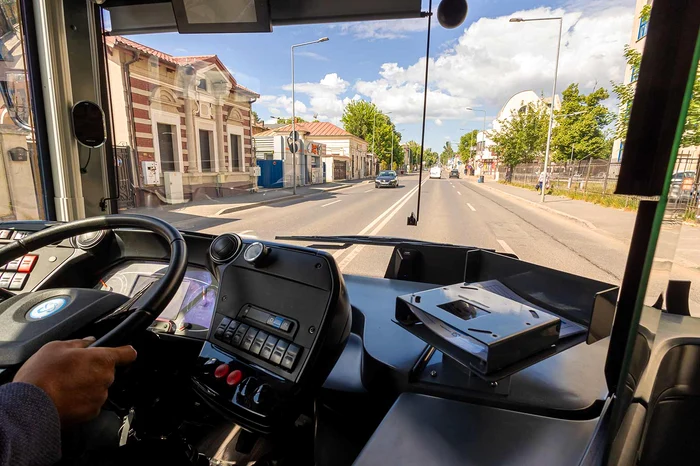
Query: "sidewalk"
469 177 700 272
125 178 370 225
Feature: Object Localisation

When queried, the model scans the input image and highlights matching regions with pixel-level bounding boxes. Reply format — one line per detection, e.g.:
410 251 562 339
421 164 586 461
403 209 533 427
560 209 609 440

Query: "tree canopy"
341 100 403 169
551 83 614 162
423 148 438 167
251 110 262 125
458 130 478 164
440 142 454 165
276 117 306 124
490 103 549 169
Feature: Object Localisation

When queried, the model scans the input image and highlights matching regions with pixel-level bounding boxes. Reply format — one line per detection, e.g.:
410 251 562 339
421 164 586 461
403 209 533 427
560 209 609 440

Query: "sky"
123 0 637 152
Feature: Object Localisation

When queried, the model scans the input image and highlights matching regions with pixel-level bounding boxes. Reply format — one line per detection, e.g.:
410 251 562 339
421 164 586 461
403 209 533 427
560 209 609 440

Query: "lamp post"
291 37 329 194
466 107 486 174
510 16 563 202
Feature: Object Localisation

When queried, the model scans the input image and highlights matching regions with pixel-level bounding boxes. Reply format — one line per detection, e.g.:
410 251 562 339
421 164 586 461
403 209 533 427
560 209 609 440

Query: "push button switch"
0 272 13 288
231 324 249 347
214 317 231 339
281 344 301 371
222 320 240 343
269 339 289 366
240 326 259 351
259 335 278 360
18 255 37 273
9 273 28 291
214 364 230 379
5 258 21 271
250 331 268 355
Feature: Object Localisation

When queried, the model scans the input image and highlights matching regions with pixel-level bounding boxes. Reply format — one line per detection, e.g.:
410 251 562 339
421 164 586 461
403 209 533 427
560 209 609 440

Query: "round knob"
209 234 242 263
243 241 268 265
226 370 243 386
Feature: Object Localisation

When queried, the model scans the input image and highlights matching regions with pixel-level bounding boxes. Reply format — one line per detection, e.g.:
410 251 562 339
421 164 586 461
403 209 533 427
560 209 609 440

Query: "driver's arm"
0 338 137 466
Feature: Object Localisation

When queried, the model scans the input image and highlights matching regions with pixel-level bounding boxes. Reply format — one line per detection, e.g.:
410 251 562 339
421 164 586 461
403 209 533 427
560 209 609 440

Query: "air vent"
209 233 242 264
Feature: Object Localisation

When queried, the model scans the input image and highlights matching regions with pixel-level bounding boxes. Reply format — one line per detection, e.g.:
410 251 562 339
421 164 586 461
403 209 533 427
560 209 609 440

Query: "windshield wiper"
275 235 472 249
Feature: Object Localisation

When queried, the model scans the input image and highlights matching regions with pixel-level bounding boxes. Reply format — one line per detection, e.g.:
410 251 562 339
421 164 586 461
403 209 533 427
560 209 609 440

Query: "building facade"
611 0 650 162
254 122 370 183
106 36 259 206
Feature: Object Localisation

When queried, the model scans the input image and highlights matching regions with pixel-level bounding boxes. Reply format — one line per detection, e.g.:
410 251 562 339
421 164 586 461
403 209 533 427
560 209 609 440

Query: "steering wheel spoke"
0 214 188 365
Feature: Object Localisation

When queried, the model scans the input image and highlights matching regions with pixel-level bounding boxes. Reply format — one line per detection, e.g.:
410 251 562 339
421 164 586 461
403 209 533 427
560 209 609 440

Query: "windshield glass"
378 171 396 177
11 0 677 305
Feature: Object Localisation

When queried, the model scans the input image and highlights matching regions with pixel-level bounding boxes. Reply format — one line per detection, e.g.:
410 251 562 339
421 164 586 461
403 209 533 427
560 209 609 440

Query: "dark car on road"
375 170 398 188
449 169 460 179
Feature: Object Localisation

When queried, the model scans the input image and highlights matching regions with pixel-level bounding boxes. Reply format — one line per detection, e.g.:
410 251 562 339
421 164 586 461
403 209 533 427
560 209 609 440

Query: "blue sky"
124 0 636 151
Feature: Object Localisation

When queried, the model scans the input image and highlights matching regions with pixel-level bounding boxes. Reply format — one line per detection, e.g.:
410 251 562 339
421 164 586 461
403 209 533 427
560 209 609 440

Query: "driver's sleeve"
0 382 61 466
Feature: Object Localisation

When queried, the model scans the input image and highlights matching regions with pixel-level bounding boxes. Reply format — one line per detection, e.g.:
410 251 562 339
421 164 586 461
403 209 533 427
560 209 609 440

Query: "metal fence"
499 153 700 219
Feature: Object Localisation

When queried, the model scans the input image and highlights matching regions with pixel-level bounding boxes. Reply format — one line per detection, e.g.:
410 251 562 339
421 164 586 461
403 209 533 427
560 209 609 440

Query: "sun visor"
106 0 423 36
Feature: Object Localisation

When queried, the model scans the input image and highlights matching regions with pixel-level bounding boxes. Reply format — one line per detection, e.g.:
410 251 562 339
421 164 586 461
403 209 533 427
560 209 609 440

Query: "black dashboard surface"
352 392 599 466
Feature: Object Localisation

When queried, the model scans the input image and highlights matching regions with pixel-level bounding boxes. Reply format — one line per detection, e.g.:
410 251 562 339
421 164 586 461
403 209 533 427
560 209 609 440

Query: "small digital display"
131 269 217 328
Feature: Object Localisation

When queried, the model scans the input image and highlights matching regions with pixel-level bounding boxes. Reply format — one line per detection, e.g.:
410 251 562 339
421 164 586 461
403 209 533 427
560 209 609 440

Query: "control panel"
192 236 351 433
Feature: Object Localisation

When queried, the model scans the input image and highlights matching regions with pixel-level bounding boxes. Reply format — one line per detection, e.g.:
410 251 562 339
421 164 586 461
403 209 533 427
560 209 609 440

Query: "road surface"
162 173 631 288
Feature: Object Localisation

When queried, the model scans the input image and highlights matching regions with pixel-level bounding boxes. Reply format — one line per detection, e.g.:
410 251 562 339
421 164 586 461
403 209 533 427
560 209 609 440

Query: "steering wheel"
0 214 187 366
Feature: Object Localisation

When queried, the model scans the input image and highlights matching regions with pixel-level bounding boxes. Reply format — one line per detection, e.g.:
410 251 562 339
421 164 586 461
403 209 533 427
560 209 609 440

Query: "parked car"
375 170 398 188
449 169 460 179
430 166 441 179
669 171 696 201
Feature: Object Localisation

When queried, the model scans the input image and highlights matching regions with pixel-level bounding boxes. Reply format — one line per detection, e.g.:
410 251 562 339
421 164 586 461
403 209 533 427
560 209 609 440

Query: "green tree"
611 45 642 143
276 117 306 124
682 66 700 148
458 130 479 164
251 110 262 124
423 148 438 167
551 83 614 162
404 140 422 169
341 100 402 169
491 104 549 169
440 142 454 165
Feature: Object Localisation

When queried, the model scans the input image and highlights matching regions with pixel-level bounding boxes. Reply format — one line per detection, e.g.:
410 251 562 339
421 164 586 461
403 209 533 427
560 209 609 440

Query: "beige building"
106 36 259 206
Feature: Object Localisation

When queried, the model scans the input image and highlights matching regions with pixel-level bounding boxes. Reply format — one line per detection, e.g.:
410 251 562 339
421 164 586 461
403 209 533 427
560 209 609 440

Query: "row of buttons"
214 317 301 371
0 230 30 241
1 255 37 273
0 272 28 290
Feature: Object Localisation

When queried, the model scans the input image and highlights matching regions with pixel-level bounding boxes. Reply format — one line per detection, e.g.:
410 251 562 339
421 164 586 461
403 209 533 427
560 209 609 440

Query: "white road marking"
335 178 429 268
497 239 516 254
457 191 462 196
364 189 374 193
321 200 342 207
467 203 476 211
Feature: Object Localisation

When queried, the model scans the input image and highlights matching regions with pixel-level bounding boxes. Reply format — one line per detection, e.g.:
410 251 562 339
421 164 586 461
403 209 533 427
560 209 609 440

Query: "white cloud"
259 73 356 124
354 5 633 123
435 118 443 126
332 18 429 40
257 95 308 119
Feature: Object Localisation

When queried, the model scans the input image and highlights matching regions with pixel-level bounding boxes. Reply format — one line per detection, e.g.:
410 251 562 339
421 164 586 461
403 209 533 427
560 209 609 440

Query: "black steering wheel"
0 214 187 364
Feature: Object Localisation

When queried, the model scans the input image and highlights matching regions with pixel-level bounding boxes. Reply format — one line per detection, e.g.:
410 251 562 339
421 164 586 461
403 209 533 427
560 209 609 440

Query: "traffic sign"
289 130 300 141
286 137 300 154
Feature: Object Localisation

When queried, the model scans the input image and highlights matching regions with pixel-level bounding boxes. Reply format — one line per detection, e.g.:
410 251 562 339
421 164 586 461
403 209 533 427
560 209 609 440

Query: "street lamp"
466 107 487 173
510 16 563 202
291 37 329 194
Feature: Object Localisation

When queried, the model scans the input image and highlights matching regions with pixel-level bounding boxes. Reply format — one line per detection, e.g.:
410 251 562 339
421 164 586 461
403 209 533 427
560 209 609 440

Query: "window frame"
228 126 245 172
151 108 183 174
637 16 649 41
195 117 218 173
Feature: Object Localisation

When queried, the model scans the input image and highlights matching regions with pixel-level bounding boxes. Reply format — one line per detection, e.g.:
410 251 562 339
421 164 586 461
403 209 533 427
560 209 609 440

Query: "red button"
214 364 230 379
226 370 243 386
18 255 37 273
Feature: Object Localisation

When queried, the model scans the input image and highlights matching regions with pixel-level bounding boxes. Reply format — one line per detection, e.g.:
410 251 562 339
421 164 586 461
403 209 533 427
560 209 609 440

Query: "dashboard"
96 261 218 338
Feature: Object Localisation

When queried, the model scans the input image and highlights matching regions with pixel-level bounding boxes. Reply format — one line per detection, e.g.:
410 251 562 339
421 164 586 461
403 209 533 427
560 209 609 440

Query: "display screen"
98 262 217 332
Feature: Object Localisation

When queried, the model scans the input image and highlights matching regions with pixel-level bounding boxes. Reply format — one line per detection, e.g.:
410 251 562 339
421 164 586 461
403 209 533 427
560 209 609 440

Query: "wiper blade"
275 235 466 248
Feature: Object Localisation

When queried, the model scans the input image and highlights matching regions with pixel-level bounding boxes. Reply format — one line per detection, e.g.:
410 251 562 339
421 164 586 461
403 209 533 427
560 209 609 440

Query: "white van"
430 166 441 179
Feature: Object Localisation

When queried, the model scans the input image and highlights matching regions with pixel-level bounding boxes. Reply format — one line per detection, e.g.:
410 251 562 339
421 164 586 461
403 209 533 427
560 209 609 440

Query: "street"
159 173 631 288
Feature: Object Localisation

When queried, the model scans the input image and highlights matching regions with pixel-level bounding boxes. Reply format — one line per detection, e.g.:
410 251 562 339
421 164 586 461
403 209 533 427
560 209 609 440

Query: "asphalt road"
166 172 630 288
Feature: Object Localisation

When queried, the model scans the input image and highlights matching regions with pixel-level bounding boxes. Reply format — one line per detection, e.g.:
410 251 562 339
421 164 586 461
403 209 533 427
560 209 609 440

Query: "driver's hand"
13 337 137 426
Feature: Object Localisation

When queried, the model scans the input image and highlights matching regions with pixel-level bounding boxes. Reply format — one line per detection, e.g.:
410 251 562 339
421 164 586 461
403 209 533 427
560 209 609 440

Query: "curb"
475 183 598 230
215 182 359 216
